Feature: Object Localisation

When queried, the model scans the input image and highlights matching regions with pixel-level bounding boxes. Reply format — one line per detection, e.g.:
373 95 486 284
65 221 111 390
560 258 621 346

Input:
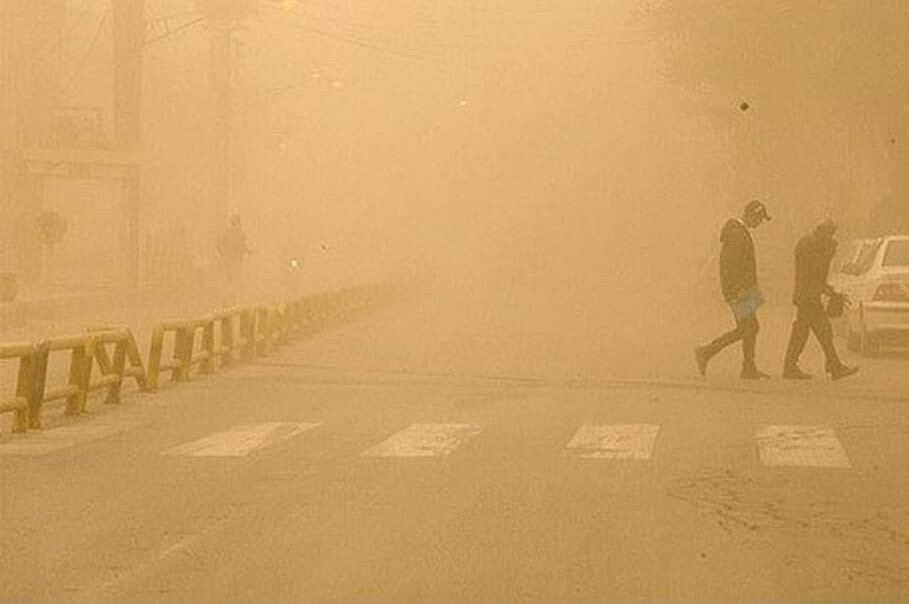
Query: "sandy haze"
5 4 909 604
2 0 907 377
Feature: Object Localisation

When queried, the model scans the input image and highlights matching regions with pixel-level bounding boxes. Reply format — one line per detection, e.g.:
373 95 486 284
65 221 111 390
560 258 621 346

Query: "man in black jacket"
695 201 772 379
782 219 859 380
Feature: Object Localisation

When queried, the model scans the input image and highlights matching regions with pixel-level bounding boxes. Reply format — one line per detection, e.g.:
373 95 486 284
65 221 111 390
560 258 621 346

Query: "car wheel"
859 318 880 358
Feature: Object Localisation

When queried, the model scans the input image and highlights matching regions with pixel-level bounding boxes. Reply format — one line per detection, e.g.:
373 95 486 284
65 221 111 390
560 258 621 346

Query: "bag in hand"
826 293 846 318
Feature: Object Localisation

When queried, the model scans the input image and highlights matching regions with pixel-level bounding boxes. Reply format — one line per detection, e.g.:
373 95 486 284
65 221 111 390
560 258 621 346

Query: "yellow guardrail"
213 308 240 369
183 314 217 377
0 282 415 435
32 334 92 425
0 342 37 433
146 320 190 390
86 328 148 405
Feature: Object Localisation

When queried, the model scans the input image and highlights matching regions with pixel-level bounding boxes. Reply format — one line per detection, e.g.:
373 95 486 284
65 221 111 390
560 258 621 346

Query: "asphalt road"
1 287 908 603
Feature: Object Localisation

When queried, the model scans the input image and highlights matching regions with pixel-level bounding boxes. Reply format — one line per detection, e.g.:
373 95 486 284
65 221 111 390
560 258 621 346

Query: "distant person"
695 201 772 379
216 214 253 295
782 219 859 380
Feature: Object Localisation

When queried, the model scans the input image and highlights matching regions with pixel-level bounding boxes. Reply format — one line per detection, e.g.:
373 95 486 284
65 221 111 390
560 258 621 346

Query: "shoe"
783 366 812 380
741 367 771 380
694 346 709 376
830 365 859 380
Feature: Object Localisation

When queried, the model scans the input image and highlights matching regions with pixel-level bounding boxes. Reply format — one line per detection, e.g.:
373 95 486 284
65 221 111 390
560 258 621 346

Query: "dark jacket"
719 219 757 302
217 225 250 264
793 233 836 306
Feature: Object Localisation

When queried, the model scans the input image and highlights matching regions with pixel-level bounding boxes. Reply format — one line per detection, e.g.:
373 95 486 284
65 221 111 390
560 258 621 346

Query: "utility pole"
112 0 145 288
211 19 234 230
201 1 255 236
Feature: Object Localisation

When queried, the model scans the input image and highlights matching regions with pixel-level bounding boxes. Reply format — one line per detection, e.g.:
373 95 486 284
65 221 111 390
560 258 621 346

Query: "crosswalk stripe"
564 424 660 460
362 423 481 458
0 420 145 456
0 419 866 468
162 422 320 458
755 425 851 468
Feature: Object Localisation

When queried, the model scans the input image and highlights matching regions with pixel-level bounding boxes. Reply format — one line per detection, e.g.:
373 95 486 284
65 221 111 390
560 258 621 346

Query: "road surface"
1 285 908 603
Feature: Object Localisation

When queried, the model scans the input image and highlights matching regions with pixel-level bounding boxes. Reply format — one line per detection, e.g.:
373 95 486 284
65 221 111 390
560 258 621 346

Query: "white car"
831 235 909 356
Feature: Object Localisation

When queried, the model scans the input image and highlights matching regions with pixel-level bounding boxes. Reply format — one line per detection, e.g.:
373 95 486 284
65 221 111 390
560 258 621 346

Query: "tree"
646 0 909 235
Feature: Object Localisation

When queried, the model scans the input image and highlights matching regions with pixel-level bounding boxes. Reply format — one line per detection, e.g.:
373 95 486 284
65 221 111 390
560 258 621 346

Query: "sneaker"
694 346 709 376
830 365 859 381
783 366 812 380
741 367 771 380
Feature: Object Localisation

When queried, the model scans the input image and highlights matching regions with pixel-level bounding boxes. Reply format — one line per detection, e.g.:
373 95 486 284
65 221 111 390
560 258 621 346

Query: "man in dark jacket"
782 219 859 380
695 201 772 379
217 213 253 284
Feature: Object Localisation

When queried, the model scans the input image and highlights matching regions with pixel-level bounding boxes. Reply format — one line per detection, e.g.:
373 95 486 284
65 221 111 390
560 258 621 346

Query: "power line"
264 0 641 40
255 8 590 80
262 0 606 19
149 8 200 24
254 1 647 77
144 16 206 47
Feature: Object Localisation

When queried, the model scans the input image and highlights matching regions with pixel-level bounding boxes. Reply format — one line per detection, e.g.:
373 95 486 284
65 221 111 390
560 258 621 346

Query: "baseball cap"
745 200 772 222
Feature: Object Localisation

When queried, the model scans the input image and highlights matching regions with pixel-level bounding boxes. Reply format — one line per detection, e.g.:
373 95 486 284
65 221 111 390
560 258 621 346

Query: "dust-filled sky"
136 1 906 293
143 0 714 293
6 1 908 376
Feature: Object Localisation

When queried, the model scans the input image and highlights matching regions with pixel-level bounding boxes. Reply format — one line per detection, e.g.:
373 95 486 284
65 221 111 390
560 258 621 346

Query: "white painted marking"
564 424 660 460
0 421 145 456
163 422 319 458
363 423 481 457
756 425 851 468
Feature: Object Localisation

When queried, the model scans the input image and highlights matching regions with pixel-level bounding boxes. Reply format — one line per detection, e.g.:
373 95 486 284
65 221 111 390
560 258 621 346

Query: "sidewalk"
0 286 224 343
1 288 127 335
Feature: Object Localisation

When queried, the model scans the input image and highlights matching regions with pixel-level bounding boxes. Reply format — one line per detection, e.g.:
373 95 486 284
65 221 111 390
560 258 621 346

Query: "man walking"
216 214 254 302
782 219 859 380
695 201 772 379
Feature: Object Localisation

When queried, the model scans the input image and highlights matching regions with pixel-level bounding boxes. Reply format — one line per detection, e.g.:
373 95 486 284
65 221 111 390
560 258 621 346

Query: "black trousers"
784 302 842 372
704 312 759 369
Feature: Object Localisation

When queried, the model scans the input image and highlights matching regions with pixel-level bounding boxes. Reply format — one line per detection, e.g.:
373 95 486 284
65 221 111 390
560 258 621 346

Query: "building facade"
0 1 65 286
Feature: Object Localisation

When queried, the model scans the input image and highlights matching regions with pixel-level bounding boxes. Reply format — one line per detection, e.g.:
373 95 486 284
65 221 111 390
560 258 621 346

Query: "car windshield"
882 240 909 267
856 241 883 273
834 241 862 272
